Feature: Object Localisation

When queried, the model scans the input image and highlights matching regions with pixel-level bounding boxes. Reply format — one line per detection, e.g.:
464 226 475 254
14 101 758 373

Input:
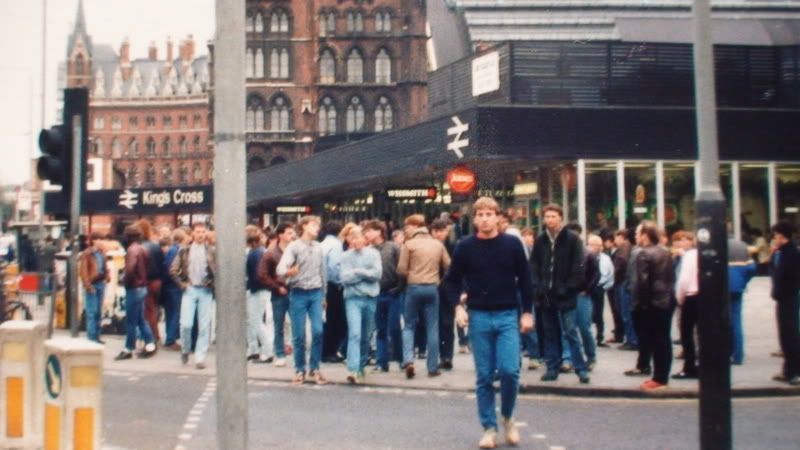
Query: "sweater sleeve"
514 240 535 314
339 253 360 285
360 250 382 282
396 244 410 277
444 241 467 307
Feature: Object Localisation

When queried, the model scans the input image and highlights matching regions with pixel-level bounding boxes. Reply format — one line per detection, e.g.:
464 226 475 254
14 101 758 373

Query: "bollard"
0 320 47 449
43 338 103 450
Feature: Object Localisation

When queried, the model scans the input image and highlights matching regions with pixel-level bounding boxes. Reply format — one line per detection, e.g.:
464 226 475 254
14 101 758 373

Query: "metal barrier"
17 272 57 325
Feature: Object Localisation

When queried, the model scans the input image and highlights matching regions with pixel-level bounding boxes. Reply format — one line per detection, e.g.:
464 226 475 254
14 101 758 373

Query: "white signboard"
472 51 500 97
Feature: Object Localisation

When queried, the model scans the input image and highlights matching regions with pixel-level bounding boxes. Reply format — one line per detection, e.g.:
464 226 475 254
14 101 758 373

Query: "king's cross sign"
119 189 139 210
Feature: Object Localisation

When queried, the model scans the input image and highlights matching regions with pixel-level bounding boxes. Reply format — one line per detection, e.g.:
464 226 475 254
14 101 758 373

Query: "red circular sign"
447 167 477 194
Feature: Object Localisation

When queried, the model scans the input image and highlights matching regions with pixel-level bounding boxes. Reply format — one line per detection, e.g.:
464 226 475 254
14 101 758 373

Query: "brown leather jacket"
632 245 675 311
79 247 109 289
257 247 287 295
169 243 217 290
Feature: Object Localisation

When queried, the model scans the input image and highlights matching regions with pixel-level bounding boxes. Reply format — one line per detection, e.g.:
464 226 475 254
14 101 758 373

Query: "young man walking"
530 204 590 383
363 220 404 372
397 214 451 378
116 225 157 360
339 227 382 383
245 225 273 364
320 221 347 363
277 216 329 385
259 223 296 367
79 232 109 344
431 218 457 370
769 221 800 386
445 197 534 449
170 223 217 369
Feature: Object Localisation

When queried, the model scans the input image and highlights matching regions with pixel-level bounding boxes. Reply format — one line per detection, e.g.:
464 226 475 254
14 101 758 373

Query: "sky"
0 0 215 186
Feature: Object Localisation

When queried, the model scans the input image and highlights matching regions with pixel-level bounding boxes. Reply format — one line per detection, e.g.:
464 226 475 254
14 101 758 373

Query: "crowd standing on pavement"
62 195 800 449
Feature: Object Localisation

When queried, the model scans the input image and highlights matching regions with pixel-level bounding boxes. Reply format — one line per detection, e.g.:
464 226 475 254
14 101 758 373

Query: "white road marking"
184 423 198 430
187 416 201 423
549 446 566 450
178 434 192 440
532 434 547 439
515 421 529 428
127 377 139 382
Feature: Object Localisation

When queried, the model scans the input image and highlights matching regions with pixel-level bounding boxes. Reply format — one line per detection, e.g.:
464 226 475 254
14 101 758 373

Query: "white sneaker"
502 418 520 446
274 357 287 367
479 428 497 449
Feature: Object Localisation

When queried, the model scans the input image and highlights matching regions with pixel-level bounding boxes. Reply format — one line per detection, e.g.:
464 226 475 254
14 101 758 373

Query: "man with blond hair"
397 214 451 378
446 197 534 449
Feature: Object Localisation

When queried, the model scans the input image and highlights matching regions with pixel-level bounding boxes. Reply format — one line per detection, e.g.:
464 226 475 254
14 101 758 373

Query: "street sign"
275 206 312 214
386 187 438 200
447 166 477 194
447 116 469 159
45 354 62 400
44 185 213 215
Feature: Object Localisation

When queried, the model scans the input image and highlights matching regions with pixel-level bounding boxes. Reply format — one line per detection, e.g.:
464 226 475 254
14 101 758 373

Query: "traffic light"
36 88 88 200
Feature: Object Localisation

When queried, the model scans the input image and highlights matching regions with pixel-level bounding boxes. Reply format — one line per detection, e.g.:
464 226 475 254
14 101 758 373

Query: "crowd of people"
77 197 800 449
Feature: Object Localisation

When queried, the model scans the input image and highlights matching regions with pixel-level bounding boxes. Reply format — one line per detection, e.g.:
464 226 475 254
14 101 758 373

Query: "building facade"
241 0 428 171
65 0 213 192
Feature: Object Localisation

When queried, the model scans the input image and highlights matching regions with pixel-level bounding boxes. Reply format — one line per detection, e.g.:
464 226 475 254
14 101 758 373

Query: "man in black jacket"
769 221 800 386
530 204 589 383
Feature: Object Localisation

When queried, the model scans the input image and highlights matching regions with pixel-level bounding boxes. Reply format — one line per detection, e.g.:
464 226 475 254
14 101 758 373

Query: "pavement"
87 277 800 398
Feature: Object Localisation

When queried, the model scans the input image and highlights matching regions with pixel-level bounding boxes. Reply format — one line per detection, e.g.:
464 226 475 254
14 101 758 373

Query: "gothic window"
270 48 289 79
127 166 140 187
129 116 139 128
248 157 266 172
345 96 365 133
374 96 394 132
255 12 264 32
178 165 189 185
193 163 203 182
193 136 202 154
93 116 104 130
270 96 291 131
346 11 363 32
376 49 391 84
111 116 122 130
247 96 266 131
128 138 139 159
163 115 173 128
146 138 156 158
255 48 265 78
320 12 336 36
347 49 364 83
320 49 336 84
271 9 290 34
162 138 171 158
145 116 156 128
376 11 392 32
192 113 202 128
145 164 156 186
162 164 173 185
91 138 102 156
318 96 337 136
247 11 254 32
179 136 189 157
178 115 188 128
246 48 254 78
111 138 122 159
75 54 85 75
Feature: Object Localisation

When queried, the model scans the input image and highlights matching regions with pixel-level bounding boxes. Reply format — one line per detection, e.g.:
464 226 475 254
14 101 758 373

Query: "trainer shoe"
274 357 287 367
292 372 305 386
181 353 189 365
309 370 329 385
196 362 206 370
114 351 133 361
253 356 274 364
560 363 574 373
641 379 667 392
347 372 359 385
577 371 590 384
479 428 497 449
502 418 520 446
527 359 540 371
540 371 558 382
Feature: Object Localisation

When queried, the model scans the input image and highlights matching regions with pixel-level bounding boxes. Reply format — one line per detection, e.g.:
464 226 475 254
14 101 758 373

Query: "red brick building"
240 0 429 171
65 0 213 191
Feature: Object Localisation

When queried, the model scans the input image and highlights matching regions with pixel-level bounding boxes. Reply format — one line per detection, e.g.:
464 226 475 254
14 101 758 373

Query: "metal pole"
768 162 778 225
732 162 741 240
577 159 586 239
616 161 625 230
214 0 248 449
692 1 731 449
69 114 82 338
655 161 665 231
38 0 48 280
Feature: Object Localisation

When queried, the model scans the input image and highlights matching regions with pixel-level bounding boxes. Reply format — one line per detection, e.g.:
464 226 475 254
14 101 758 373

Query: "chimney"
180 35 196 62
120 37 131 66
148 41 158 60
166 37 174 62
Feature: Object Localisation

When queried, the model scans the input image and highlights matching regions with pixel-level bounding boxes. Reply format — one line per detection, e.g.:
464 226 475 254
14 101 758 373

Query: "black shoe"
247 354 260 361
597 341 609 348
428 370 442 378
181 353 189 365
577 371 591 384
440 359 453 371
253 356 274 364
672 371 699 380
541 371 558 382
404 363 415 379
94 339 106 345
114 351 133 361
624 367 651 377
618 343 638 351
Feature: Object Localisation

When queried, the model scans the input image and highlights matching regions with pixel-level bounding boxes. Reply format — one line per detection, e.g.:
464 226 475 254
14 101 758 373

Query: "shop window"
585 163 619 234
662 162 696 234
345 96 365 132
347 49 364 83
374 96 393 132
777 163 800 228
320 49 336 83
624 162 656 228
375 49 391 84
318 96 337 136
739 164 770 242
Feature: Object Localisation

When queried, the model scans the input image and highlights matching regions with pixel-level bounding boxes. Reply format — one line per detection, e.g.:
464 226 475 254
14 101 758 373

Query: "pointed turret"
66 0 93 88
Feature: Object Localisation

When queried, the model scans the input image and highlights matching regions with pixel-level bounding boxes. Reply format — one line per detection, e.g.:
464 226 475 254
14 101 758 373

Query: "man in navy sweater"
445 197 534 449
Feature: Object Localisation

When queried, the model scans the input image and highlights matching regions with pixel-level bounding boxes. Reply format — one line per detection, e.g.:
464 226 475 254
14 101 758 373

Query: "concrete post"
0 321 47 449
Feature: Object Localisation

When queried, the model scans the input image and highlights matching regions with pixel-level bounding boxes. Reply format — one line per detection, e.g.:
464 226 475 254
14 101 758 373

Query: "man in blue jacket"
728 237 755 365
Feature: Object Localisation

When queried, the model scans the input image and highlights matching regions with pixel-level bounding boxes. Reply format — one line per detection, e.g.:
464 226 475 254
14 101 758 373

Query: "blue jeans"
271 294 290 358
541 307 588 374
247 289 273 358
730 292 744 364
161 284 182 346
402 284 440 373
470 309 521 430
180 286 214 363
125 286 154 351
617 285 638 346
345 297 377 373
289 288 324 373
84 282 104 342
376 292 403 370
576 294 597 363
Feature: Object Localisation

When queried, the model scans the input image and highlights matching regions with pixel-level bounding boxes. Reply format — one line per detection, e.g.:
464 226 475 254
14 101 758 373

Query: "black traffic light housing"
37 88 89 202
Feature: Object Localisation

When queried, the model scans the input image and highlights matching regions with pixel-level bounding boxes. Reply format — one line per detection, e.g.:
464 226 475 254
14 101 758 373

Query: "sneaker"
527 359 540 371
559 363 574 373
672 371 699 380
502 417 520 446
540 371 558 382
618 343 638 351
458 345 469 354
94 339 106 345
428 370 442 378
253 356 274 364
624 367 651 377
292 372 305 386
577 371 590 384
641 379 667 392
404 363 415 379
138 343 157 358
440 359 453 371
196 362 206 370
309 370 329 385
165 343 182 351
347 372 359 385
181 353 189 365
247 354 260 361
274 357 287 367
114 351 133 361
597 341 609 348
479 428 498 449
587 360 596 372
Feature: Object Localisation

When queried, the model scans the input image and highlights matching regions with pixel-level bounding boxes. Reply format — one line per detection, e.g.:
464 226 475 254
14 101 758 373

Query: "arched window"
246 11 255 32
179 136 189 157
146 138 156 158
178 165 189 185
193 163 203 182
162 164 173 185
320 49 336 83
128 138 139 159
320 11 336 36
193 136 202 154
270 48 289 79
255 12 264 32
111 138 122 158
376 11 392 32
270 96 291 131
318 96 337 136
91 138 102 156
271 9 289 34
246 48 254 78
145 164 156 186
346 96 365 132
374 96 394 132
346 11 363 32
376 49 391 84
208 164 214 180
247 96 266 131
126 166 140 187
255 48 264 78
162 138 171 158
75 54 85 75
347 49 363 83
